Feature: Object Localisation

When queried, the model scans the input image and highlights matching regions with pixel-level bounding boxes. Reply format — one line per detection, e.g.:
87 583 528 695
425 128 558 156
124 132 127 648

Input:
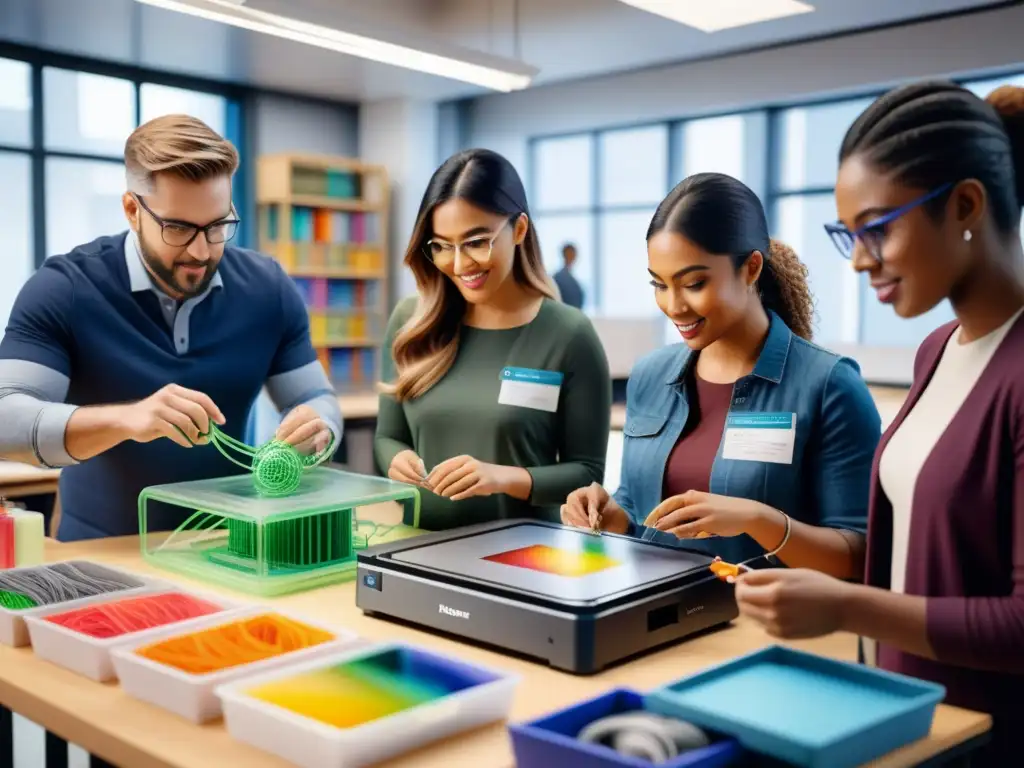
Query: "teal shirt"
375 297 611 530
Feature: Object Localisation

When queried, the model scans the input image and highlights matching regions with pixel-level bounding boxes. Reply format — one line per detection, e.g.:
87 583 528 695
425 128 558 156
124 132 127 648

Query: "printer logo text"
439 604 470 619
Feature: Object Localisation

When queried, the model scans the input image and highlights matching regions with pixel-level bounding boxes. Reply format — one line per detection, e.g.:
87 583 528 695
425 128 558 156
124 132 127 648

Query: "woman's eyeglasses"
823 183 953 262
424 218 512 265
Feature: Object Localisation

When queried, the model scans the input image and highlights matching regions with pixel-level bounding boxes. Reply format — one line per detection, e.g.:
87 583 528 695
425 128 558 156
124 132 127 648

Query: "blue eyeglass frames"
823 182 953 262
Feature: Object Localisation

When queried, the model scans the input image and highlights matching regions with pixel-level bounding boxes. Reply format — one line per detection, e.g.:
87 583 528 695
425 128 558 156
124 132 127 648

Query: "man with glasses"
0 114 342 541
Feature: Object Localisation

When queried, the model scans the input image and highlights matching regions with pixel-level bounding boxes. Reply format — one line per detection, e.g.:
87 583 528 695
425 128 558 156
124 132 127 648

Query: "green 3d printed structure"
139 467 424 597
202 423 336 498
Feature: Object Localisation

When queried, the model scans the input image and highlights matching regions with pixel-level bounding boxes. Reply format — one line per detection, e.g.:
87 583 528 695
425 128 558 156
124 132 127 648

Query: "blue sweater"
0 233 340 540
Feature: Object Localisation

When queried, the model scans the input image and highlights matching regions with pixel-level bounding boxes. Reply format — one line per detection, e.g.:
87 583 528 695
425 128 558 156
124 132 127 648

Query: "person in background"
734 81 1024 762
375 148 611 530
0 115 341 541
561 173 880 579
553 242 585 309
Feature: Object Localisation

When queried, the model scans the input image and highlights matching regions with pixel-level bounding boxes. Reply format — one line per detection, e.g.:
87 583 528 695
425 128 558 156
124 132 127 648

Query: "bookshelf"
256 153 390 396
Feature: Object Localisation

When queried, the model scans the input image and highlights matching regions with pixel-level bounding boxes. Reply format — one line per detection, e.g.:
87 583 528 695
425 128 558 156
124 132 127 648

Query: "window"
526 68 1024 383
0 153 33 331
533 134 593 211
964 72 1024 99
141 83 228 135
598 211 654 318
774 193 858 345
533 213 596 311
43 68 136 155
767 91 975 378
676 114 747 184
45 159 129 259
860 285 955 348
0 58 32 148
598 126 667 207
774 97 874 192
965 73 1024 247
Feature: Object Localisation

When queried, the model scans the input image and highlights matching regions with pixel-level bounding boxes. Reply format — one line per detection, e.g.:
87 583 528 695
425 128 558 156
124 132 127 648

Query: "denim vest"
614 312 880 565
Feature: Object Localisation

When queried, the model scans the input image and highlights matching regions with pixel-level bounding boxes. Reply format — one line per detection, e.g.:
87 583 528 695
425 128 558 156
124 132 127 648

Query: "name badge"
722 412 796 465
498 367 563 413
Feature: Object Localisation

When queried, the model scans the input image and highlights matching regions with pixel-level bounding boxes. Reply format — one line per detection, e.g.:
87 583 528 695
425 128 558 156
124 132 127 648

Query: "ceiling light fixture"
133 0 537 92
619 0 814 33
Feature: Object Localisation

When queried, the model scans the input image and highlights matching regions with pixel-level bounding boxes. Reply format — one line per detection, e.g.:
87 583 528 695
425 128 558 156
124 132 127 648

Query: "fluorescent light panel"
133 0 536 92
619 0 814 33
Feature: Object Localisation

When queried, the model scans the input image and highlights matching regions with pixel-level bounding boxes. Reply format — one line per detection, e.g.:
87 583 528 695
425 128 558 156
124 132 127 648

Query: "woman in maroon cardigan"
734 80 1024 760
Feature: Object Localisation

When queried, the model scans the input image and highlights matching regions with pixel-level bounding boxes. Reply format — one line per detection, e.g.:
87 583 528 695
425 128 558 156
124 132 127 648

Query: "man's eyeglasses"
133 193 240 247
423 218 512 265
823 183 953 262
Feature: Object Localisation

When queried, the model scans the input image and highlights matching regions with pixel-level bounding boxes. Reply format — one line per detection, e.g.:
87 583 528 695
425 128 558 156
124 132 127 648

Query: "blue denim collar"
666 310 792 386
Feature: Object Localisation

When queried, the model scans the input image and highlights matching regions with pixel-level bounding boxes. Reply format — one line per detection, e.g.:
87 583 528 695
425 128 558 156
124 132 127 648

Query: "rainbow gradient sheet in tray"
388 522 709 604
215 643 519 768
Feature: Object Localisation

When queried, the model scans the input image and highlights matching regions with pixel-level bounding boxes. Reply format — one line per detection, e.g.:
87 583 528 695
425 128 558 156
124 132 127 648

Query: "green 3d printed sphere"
250 440 305 497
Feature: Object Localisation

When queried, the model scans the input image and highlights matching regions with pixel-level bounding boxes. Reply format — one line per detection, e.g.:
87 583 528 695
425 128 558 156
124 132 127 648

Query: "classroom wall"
250 92 360 156
358 98 440 305
246 93 363 444
464 4 1024 178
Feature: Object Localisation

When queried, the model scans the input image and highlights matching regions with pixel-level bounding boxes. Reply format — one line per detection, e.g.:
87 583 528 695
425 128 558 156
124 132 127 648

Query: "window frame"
0 40 353 266
526 65 1024 385
528 109 760 315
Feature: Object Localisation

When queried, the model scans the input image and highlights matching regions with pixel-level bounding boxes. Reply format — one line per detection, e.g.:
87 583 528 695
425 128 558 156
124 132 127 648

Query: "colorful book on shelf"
290 166 361 200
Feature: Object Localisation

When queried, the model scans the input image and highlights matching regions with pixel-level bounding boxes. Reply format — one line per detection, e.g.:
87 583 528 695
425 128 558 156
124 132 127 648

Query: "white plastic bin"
0 560 166 648
25 586 245 682
215 642 521 768
111 607 361 724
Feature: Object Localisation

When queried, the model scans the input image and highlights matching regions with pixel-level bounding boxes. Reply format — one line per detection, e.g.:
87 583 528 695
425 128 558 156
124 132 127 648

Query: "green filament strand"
199 423 335 497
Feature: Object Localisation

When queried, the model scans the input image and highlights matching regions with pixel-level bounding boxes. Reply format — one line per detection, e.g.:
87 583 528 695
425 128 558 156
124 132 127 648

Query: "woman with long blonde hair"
375 148 611 529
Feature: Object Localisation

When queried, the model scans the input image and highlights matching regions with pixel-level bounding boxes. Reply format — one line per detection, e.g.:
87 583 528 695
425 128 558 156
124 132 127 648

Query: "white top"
879 307 1024 594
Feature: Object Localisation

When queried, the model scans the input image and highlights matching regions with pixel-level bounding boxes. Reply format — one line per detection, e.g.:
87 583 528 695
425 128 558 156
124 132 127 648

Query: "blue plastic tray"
509 688 744 768
644 645 945 768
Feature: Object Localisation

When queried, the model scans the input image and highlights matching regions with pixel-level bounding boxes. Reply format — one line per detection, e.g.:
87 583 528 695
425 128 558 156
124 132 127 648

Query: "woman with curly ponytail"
561 172 881 581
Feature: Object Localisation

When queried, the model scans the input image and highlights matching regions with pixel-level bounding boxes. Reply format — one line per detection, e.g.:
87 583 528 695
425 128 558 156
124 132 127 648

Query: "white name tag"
498 367 563 413
722 412 796 465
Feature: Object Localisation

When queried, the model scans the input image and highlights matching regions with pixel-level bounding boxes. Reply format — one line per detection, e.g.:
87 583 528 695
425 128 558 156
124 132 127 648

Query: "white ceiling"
0 0 1009 102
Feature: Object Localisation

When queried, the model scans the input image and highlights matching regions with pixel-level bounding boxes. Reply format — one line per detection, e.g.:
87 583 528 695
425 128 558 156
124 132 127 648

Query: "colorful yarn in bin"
45 592 223 639
243 656 452 729
198 423 336 498
0 589 36 610
134 613 335 675
0 561 140 608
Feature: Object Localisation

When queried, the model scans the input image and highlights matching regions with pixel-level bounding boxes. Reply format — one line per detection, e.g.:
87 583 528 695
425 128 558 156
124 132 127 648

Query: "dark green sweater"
374 297 611 530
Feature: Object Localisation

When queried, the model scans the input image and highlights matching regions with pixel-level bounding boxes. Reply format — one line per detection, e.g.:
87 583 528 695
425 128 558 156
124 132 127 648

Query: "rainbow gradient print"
244 652 455 729
482 543 620 577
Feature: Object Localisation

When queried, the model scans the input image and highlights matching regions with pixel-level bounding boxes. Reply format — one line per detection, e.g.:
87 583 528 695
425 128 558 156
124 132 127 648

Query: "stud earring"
964 230 973 242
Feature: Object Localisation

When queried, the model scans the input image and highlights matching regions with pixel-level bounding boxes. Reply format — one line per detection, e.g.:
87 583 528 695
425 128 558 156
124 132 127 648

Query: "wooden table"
338 393 379 421
0 460 60 499
0 512 990 768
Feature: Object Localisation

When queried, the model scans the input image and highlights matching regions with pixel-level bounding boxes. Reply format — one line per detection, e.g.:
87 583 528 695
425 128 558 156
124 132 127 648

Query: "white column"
358 98 440 306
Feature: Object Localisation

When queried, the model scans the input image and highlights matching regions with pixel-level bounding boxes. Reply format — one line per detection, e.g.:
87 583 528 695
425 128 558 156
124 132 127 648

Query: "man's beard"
137 234 217 299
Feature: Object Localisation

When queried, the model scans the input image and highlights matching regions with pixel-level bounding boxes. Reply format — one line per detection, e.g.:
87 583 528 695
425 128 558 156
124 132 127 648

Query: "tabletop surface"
0 508 990 768
0 460 61 485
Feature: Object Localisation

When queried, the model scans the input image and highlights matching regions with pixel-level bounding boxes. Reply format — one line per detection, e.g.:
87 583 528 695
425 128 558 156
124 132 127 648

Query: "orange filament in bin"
134 613 335 675
45 592 222 639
